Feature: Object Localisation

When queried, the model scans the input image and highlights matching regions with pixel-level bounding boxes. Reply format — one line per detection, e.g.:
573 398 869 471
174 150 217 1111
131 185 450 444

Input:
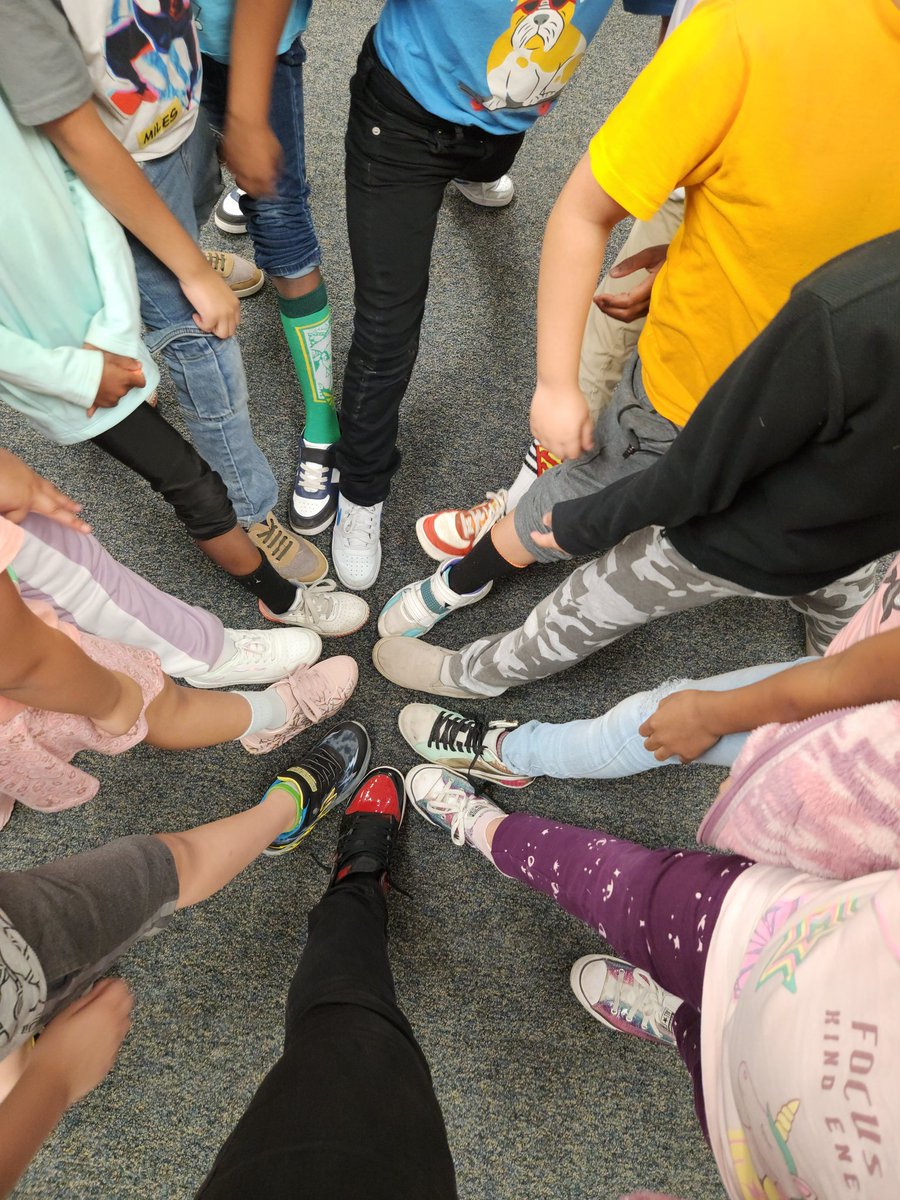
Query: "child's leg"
154 785 299 908
142 675 252 749
15 513 225 677
790 560 881 654
90 404 300 614
442 526 760 698
501 660 803 779
126 113 278 527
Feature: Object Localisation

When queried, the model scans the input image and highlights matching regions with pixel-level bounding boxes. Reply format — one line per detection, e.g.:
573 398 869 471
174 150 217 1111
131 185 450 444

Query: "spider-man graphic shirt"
62 0 201 159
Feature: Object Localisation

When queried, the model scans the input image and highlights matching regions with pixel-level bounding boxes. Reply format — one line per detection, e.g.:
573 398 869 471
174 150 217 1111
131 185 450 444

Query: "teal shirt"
194 0 311 63
0 93 157 445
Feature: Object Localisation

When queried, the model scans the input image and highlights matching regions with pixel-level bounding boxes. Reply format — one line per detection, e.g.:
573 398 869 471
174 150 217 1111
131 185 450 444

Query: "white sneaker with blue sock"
377 558 491 638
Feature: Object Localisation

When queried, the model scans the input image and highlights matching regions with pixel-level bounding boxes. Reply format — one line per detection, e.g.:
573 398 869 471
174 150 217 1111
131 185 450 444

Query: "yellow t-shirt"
589 0 900 427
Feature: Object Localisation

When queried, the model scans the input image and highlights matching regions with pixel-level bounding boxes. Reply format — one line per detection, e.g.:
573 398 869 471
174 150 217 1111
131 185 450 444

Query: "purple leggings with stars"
490 814 754 1140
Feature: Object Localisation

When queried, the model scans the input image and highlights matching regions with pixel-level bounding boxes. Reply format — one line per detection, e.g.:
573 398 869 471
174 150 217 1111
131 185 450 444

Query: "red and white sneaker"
415 489 507 562
330 767 406 886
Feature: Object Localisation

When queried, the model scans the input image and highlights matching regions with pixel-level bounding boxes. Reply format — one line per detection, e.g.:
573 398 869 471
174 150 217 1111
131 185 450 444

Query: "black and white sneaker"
289 436 339 535
214 186 248 235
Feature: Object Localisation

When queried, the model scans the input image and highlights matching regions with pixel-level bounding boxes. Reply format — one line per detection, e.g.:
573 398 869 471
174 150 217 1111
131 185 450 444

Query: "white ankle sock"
235 686 288 737
469 809 503 858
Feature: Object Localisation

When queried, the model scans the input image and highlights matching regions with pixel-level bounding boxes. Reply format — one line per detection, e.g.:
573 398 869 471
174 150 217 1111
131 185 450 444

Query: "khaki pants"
578 194 685 419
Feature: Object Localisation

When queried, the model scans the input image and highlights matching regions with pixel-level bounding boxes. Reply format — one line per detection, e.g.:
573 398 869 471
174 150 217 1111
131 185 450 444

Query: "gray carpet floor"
1 5 809 1196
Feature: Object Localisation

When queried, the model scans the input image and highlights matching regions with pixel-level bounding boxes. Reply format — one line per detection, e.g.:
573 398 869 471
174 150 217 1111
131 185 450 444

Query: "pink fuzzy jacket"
698 701 900 878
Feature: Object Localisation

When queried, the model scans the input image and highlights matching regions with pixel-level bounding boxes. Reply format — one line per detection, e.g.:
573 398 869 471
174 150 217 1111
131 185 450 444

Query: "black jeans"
339 30 525 505
196 877 458 1199
91 403 237 542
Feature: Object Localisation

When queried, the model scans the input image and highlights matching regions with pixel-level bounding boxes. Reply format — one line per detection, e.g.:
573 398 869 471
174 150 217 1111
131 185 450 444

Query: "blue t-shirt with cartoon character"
373 0 663 135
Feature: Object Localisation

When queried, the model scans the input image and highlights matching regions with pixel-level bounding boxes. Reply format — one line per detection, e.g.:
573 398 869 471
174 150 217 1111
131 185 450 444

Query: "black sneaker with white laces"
397 703 534 788
289 436 339 535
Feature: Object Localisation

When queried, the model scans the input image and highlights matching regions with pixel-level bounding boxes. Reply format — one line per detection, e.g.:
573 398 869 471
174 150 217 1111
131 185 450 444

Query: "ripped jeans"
501 659 813 780
129 111 278 526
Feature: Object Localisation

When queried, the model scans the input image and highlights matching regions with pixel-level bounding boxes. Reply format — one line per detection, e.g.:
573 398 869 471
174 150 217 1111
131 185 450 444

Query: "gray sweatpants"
514 352 679 562
444 526 879 697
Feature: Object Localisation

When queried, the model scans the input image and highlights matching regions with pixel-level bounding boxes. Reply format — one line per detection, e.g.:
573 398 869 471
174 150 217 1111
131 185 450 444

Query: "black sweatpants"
339 30 524 505
197 877 458 1200
91 403 237 542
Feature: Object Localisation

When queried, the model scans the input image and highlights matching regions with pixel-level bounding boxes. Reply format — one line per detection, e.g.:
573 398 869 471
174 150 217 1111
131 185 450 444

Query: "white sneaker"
404 764 506 847
181 627 322 689
377 559 491 638
331 495 383 591
259 579 369 637
451 176 515 208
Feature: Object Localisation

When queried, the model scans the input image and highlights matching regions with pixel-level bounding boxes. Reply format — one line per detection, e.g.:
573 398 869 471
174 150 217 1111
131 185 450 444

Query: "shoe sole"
214 213 248 234
265 724 373 856
258 599 368 639
568 957 674 1046
229 273 266 299
288 505 338 537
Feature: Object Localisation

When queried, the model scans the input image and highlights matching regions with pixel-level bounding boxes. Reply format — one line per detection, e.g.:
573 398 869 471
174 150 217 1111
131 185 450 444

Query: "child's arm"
38 102 238 339
0 979 133 1199
639 628 900 762
222 0 295 197
531 153 629 461
0 571 141 733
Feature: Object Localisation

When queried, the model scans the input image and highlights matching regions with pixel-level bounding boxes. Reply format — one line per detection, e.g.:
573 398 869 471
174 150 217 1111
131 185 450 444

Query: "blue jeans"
129 111 278 525
501 660 813 779
201 37 321 278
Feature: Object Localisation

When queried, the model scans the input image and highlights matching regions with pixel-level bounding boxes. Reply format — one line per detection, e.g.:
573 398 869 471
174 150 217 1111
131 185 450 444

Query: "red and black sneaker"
330 767 406 887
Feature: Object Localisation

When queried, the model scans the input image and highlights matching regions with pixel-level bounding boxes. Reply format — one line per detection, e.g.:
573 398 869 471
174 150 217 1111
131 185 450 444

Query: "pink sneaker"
239 656 358 755
415 489 507 562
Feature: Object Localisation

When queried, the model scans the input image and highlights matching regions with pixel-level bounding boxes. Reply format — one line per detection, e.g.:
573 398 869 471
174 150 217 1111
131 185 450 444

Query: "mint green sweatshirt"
0 93 158 445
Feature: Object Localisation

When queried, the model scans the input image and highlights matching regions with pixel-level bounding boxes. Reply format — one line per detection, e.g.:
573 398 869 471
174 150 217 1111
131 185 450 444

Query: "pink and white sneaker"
239 656 358 755
415 489 507 562
569 955 681 1047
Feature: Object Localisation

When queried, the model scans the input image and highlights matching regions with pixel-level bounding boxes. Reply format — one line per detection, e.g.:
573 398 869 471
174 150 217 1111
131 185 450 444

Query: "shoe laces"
297 455 331 495
340 502 380 549
428 709 515 784
603 964 672 1036
457 491 504 540
229 632 281 667
205 250 230 275
256 514 297 562
425 776 491 847
287 667 349 726
292 579 338 622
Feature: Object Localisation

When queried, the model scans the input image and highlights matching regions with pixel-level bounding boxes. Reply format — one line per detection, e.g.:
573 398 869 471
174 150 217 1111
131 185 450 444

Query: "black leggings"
197 877 458 1199
92 403 237 542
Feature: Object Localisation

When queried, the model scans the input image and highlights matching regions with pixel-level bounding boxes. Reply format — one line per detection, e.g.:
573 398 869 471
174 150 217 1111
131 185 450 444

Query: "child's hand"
530 511 569 556
179 267 240 339
530 381 594 462
639 690 720 762
593 243 668 324
30 978 133 1106
92 670 144 737
223 114 282 199
84 343 145 417
0 449 91 532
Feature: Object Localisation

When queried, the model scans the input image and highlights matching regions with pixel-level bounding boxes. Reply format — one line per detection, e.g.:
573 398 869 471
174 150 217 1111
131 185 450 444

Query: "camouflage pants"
445 525 879 697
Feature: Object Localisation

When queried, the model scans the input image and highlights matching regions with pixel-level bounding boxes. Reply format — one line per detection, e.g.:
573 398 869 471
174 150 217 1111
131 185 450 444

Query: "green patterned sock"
278 282 339 445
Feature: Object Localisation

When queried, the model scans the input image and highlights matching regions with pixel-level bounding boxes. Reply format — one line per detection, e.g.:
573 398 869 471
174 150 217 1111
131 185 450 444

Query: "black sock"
234 552 297 613
447 532 520 595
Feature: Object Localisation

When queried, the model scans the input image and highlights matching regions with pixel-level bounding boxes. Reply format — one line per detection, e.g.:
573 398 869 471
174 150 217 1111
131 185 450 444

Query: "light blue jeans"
129 112 278 526
501 659 813 779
